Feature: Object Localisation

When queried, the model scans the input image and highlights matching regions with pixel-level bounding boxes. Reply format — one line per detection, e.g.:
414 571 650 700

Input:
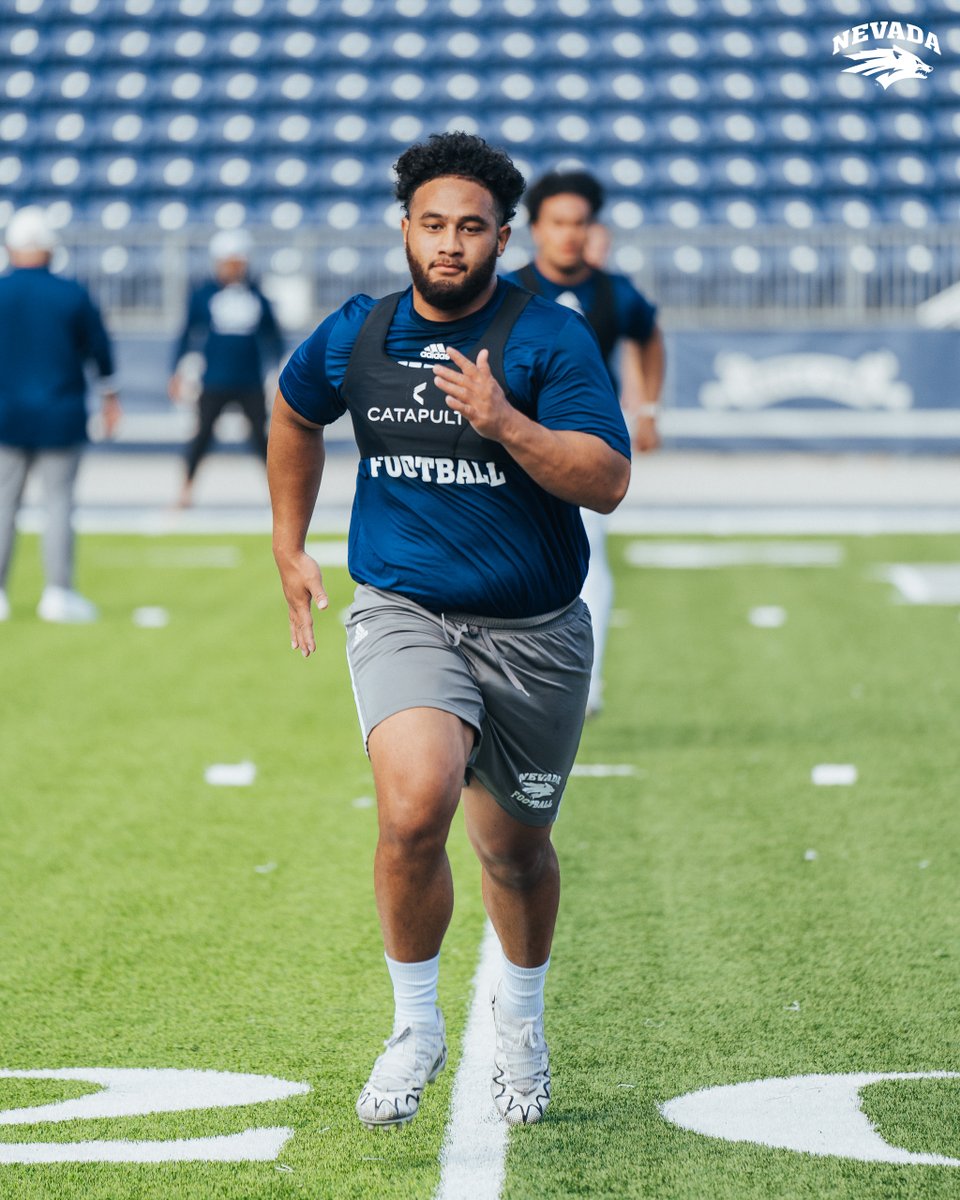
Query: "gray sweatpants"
0 444 83 590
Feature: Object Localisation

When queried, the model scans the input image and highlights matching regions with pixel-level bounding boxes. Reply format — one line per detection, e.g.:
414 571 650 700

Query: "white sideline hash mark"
204 761 256 786
812 764 857 786
435 921 507 1200
132 606 169 628
748 606 787 628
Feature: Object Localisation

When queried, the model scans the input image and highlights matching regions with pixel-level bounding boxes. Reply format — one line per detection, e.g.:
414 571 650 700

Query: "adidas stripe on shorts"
344 584 594 827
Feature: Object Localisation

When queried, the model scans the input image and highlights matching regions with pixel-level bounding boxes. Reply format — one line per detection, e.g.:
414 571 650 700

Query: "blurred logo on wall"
700 351 913 411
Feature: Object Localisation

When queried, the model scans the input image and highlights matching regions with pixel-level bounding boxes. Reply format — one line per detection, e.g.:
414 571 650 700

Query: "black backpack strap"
517 264 541 295
342 292 404 391
585 270 619 365
474 285 532 386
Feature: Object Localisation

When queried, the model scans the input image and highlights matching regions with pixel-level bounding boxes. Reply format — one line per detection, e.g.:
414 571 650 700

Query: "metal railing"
53 223 960 334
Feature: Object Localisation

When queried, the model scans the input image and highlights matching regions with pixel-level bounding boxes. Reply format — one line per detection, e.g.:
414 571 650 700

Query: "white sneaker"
0 590 9 621
491 989 551 1125
37 587 98 624
356 1008 447 1129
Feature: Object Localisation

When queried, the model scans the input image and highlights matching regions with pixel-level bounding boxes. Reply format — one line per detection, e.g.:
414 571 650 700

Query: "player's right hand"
276 551 328 659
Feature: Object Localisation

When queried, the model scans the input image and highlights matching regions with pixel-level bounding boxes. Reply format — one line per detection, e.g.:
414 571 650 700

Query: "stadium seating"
1 0 957 243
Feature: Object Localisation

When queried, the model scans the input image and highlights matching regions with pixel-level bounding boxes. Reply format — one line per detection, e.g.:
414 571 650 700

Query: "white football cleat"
356 1007 447 1129
0 589 10 621
491 989 551 1125
37 586 98 624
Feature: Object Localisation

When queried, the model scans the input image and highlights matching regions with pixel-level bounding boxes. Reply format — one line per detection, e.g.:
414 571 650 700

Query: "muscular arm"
267 391 329 657
433 347 631 514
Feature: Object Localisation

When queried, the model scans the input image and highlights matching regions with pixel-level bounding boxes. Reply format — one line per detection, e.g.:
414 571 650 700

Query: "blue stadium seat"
704 194 763 230
0 151 34 193
820 153 879 192
819 109 879 148
709 153 770 193
34 108 96 150
875 151 933 190
2 0 955 235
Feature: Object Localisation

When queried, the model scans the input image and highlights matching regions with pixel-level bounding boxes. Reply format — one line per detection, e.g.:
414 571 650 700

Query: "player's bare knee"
479 838 555 893
377 797 455 861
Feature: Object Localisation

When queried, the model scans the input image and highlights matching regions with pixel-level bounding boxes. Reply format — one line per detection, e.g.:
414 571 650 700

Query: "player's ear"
497 224 511 255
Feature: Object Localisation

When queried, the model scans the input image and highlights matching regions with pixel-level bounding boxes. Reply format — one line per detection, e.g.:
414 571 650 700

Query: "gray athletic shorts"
344 584 594 827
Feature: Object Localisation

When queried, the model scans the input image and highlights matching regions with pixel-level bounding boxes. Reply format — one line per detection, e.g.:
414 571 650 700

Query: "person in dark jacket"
169 229 284 508
0 207 120 623
505 170 666 716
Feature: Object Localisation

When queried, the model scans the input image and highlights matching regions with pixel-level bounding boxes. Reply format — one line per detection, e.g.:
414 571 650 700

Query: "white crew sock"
499 954 550 1022
385 952 440 1031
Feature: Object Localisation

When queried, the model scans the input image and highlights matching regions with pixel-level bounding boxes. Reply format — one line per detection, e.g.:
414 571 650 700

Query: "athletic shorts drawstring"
441 613 531 697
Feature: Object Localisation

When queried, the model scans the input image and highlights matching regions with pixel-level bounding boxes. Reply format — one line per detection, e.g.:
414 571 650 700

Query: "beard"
406 241 499 312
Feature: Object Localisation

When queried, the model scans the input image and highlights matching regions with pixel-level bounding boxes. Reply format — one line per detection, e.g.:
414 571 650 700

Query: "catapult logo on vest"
833 22 940 90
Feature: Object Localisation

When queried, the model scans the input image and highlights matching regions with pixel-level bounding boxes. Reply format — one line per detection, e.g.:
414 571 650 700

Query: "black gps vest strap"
517 265 619 366
341 285 532 463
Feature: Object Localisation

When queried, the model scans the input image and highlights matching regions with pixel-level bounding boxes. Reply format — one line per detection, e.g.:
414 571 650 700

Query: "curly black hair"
524 170 605 224
394 132 526 225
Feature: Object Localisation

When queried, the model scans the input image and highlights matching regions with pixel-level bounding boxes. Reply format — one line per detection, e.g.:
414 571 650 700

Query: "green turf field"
1 531 958 1199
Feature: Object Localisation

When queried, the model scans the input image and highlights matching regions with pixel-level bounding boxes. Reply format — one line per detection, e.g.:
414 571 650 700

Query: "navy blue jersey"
280 279 630 619
172 278 283 391
503 263 657 361
0 267 114 449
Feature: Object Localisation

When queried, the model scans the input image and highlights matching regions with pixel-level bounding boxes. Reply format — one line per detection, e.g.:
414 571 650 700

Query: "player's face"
531 194 594 275
403 176 510 315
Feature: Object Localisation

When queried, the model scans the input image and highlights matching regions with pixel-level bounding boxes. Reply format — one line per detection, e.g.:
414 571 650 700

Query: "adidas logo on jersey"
420 343 450 360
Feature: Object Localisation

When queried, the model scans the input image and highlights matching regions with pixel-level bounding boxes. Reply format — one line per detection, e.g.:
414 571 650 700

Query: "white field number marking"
660 1072 960 1166
0 1068 309 1164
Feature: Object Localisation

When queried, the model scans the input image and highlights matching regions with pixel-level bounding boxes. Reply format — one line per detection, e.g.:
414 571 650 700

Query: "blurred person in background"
269 132 631 1131
0 206 120 624
169 228 284 508
506 170 666 716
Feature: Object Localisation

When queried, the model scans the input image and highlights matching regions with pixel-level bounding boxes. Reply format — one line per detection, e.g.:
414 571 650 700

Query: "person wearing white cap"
0 206 121 624
168 228 283 507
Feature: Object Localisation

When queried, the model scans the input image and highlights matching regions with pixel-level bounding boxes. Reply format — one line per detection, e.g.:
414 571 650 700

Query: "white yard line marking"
305 540 349 566
624 541 844 569
435 921 507 1200
571 764 639 777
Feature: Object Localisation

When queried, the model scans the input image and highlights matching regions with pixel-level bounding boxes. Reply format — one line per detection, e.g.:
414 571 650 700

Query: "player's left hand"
101 393 122 439
632 415 660 454
432 347 515 443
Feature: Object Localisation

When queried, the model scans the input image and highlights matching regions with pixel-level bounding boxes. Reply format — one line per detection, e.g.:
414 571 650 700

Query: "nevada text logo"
833 22 940 89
